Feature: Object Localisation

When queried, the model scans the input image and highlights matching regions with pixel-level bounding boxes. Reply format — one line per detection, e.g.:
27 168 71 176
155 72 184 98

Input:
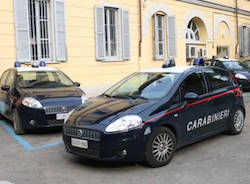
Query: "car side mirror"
73 82 81 87
184 92 199 101
1 85 10 91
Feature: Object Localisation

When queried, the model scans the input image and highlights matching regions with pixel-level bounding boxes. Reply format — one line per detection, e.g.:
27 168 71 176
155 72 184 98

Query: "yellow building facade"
0 0 249 87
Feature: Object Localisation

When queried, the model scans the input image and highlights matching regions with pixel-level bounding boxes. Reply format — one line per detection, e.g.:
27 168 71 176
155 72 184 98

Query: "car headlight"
64 109 75 124
235 74 247 80
105 115 142 133
22 97 42 108
81 95 88 104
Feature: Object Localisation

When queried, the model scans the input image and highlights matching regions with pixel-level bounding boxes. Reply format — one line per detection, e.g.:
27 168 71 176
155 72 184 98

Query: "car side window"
181 72 207 100
0 71 9 86
205 60 213 66
214 61 224 68
206 69 233 91
5 70 15 90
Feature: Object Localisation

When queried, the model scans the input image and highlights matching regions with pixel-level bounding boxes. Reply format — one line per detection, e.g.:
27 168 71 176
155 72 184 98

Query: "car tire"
12 109 25 135
144 127 176 168
228 107 245 135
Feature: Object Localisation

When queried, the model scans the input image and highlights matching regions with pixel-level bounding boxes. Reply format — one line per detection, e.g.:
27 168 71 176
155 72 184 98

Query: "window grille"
28 0 52 61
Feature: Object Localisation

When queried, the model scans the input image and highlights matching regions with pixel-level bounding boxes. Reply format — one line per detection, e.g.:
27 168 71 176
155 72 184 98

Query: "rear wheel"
144 127 176 168
228 107 245 135
12 109 25 135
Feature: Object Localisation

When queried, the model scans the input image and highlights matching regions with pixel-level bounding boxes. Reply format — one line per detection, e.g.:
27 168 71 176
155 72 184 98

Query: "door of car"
4 70 16 117
178 71 212 144
204 68 236 132
0 70 10 116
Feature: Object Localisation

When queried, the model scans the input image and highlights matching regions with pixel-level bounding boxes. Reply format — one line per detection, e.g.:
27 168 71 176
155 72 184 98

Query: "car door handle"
174 113 179 118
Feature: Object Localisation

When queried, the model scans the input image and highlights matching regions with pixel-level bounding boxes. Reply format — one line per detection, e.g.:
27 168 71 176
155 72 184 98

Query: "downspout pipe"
139 0 142 58
235 0 239 57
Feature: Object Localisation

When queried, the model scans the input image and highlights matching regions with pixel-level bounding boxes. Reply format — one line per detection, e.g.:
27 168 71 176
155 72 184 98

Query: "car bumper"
17 106 69 129
62 126 149 162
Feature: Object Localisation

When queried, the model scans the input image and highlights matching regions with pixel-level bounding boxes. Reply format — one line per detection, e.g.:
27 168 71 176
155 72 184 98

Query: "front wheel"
228 107 245 135
12 109 25 135
144 127 176 168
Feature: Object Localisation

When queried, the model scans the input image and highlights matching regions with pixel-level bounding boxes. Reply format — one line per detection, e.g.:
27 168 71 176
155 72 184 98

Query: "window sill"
186 41 206 45
97 58 129 62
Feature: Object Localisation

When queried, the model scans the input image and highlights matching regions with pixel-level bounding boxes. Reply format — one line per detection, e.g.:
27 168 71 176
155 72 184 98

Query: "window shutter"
54 0 67 62
239 25 245 57
154 14 160 60
95 5 105 61
167 15 177 57
122 9 130 60
14 0 31 62
248 27 250 56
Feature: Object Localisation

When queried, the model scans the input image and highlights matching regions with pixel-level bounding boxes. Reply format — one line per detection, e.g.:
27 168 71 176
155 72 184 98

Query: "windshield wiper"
103 94 113 98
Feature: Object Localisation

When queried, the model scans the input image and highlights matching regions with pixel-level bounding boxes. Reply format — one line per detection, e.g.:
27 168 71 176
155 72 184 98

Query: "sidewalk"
81 83 113 97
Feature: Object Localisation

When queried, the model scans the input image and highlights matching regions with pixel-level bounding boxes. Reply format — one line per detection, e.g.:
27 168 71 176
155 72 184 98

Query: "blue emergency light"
193 58 204 66
212 56 217 60
14 61 21 67
40 61 46 67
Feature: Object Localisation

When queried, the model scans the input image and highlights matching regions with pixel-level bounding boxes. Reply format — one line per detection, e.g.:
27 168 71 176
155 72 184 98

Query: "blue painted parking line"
0 121 63 151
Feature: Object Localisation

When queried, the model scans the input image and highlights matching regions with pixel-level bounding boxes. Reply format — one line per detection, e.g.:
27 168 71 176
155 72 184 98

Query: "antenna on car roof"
163 58 175 68
31 61 39 68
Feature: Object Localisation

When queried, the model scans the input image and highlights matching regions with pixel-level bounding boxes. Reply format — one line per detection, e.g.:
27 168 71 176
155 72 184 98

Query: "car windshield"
104 72 181 100
223 61 248 70
17 70 74 88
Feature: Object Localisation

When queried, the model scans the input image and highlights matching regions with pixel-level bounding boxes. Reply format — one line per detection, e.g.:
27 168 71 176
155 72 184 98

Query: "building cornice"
176 0 250 16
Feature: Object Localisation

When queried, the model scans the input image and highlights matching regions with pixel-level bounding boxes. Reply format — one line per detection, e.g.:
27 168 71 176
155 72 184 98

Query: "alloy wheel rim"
13 112 17 131
234 110 244 132
152 133 174 162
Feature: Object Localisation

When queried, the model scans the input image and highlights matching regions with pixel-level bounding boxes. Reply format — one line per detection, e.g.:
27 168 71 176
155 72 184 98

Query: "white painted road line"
0 181 14 184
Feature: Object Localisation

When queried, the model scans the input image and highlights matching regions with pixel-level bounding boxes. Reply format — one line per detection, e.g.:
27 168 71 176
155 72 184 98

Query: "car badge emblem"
77 129 83 137
62 106 66 112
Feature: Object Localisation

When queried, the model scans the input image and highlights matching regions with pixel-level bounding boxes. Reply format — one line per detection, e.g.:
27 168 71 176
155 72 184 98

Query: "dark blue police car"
0 62 87 135
63 65 245 167
204 58 250 91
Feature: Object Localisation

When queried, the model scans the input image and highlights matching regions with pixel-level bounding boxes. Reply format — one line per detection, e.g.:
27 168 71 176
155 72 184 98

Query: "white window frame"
155 14 165 59
154 13 166 60
28 0 54 62
186 20 201 44
104 7 121 61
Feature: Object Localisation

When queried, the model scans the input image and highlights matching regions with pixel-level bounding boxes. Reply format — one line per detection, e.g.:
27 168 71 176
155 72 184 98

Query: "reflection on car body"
0 61 87 135
63 65 245 168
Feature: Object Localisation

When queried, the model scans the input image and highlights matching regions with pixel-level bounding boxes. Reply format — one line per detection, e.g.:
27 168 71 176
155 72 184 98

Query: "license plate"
56 113 68 120
71 138 88 149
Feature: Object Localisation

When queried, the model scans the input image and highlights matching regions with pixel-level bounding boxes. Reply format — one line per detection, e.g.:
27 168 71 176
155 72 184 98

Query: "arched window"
186 20 200 42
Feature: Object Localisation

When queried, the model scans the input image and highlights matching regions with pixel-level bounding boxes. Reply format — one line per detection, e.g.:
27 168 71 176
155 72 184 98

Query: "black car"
63 65 245 167
242 60 250 69
0 62 87 135
204 58 250 91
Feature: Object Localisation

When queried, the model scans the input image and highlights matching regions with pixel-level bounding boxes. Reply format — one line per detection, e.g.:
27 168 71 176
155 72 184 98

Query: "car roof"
139 66 195 74
16 67 58 72
214 58 239 62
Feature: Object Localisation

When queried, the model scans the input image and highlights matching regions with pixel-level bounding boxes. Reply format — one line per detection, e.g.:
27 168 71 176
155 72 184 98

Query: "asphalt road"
0 95 250 184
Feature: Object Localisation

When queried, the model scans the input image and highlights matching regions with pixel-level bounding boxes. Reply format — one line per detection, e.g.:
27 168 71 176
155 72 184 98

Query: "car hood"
17 87 84 100
66 96 156 127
